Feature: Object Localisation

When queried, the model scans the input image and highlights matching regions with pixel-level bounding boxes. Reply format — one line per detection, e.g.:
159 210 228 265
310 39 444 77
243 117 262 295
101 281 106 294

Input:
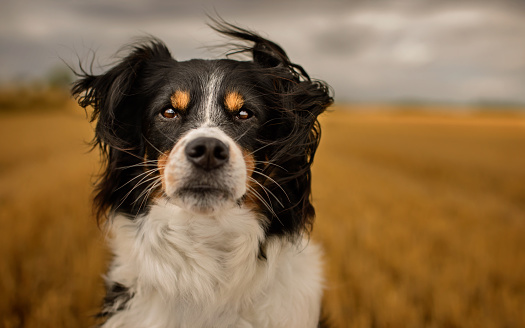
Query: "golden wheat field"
1 99 524 328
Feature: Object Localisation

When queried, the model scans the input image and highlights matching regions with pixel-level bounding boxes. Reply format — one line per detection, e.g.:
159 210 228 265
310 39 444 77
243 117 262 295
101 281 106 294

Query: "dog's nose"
185 137 229 170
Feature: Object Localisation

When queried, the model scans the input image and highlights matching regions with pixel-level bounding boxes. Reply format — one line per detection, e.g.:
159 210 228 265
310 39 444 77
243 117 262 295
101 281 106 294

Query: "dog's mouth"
170 183 236 214
176 185 231 198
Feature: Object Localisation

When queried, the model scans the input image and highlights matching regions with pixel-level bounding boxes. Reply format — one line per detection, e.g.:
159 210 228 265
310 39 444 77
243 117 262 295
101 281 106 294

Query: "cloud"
1 0 524 104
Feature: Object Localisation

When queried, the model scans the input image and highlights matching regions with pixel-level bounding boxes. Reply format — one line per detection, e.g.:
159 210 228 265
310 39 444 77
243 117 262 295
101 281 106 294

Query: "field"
1 100 524 327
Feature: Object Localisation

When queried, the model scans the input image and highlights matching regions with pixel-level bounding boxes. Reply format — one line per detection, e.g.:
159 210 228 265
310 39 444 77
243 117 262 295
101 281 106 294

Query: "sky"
1 0 525 104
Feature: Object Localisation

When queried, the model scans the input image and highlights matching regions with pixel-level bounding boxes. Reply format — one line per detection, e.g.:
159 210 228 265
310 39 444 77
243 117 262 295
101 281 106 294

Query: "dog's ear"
72 40 173 222
73 40 172 147
211 21 333 237
260 73 332 238
209 20 299 72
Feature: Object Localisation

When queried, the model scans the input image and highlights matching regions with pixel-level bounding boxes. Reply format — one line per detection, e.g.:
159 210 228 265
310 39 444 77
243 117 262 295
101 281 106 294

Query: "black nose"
185 137 229 170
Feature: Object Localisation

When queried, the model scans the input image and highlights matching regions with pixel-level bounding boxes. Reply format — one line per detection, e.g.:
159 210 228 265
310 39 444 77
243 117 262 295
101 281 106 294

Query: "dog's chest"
103 202 323 327
105 203 264 325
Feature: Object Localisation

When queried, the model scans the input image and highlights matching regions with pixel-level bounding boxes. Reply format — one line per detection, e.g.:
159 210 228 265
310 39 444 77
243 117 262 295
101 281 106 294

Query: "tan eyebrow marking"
224 91 244 112
170 90 190 110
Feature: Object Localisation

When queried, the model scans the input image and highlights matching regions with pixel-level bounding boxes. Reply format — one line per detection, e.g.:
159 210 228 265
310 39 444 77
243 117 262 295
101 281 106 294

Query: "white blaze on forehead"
203 70 223 125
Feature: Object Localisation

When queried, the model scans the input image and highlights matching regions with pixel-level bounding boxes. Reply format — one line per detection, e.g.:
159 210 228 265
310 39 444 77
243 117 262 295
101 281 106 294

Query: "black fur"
97 283 133 319
210 21 333 237
72 22 332 239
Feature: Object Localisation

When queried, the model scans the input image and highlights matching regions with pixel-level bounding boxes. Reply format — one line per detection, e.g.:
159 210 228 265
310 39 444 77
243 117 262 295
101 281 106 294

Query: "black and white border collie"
73 21 333 328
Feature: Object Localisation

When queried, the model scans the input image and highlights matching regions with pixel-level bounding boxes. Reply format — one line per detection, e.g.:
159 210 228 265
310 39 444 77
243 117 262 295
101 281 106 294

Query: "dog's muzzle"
163 127 247 214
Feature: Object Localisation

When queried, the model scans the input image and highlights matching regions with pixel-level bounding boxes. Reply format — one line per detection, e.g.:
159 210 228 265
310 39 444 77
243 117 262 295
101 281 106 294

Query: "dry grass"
0 87 70 113
1 101 524 327
0 103 106 327
313 106 525 328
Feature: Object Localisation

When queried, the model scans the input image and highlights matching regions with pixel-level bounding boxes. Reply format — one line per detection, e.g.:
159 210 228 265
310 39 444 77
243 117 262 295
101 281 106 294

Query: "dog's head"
73 22 333 238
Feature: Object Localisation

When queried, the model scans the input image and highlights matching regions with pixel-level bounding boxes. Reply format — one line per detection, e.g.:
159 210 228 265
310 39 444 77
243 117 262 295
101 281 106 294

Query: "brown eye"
161 108 178 119
236 109 253 120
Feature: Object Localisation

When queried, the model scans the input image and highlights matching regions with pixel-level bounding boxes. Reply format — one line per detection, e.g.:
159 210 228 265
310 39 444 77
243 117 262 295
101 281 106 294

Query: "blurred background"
1 0 524 327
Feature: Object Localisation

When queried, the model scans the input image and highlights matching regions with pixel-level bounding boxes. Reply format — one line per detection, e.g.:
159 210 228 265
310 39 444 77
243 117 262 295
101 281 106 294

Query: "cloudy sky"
1 0 524 104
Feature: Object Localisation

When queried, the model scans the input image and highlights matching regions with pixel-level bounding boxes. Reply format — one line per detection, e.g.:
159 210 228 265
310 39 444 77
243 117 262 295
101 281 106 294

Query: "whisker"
252 160 288 172
247 176 273 205
246 185 284 227
247 176 285 208
133 178 162 207
244 139 281 158
116 160 161 170
103 145 147 162
156 128 177 144
115 168 161 191
115 174 163 211
132 179 164 220
141 180 163 209
142 134 165 156
246 185 275 215
233 125 253 142
247 169 291 203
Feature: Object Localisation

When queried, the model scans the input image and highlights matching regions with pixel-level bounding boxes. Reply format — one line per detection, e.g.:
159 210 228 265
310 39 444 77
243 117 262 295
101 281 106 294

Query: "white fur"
102 200 324 328
203 71 222 125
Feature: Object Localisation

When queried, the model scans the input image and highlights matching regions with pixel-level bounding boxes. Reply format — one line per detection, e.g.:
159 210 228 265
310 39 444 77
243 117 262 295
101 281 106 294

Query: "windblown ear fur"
211 21 334 237
72 40 173 222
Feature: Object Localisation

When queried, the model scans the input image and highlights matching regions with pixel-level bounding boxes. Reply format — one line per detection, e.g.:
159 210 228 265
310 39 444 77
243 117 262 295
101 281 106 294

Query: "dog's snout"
185 137 229 170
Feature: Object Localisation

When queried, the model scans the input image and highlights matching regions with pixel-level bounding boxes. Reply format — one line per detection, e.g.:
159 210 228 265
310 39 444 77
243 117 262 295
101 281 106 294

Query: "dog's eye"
236 109 253 120
161 108 179 119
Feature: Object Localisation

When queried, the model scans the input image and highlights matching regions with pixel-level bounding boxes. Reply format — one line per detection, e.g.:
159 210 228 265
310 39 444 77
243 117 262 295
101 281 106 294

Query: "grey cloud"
313 25 377 57
1 0 525 104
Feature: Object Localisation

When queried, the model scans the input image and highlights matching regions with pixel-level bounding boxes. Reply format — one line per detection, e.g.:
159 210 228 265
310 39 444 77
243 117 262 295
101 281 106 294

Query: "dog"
73 21 333 328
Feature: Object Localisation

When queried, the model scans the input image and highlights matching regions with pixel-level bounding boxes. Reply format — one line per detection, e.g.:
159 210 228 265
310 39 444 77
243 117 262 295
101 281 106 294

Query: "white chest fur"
103 200 323 328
